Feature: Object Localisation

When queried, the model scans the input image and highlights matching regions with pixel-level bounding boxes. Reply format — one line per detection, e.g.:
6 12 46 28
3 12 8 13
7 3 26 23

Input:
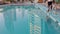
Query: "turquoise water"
0 5 41 34
38 4 60 34
0 5 60 34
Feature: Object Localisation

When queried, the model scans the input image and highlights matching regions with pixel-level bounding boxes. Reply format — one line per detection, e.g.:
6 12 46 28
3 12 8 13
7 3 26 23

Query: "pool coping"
0 3 35 7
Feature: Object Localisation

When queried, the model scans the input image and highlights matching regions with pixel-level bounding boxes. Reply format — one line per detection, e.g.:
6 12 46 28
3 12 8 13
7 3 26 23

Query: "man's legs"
47 1 52 12
47 2 50 12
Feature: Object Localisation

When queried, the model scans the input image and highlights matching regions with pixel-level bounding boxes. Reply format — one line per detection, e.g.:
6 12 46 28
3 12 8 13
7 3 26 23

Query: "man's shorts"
48 1 52 6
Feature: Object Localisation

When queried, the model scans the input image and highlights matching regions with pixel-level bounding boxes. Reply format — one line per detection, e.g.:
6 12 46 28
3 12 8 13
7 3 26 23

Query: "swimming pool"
0 4 60 34
0 5 41 34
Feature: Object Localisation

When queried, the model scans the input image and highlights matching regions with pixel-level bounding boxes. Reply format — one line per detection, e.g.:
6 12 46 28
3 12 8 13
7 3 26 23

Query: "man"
47 0 53 12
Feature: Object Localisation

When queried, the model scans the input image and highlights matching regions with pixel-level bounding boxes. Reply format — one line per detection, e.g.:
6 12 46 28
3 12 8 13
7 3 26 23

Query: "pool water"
0 5 60 34
0 5 41 34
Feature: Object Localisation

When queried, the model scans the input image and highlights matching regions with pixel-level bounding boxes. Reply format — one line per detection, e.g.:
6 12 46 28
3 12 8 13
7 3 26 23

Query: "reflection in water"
22 8 25 18
46 16 60 34
16 8 30 34
3 8 16 34
12 8 16 21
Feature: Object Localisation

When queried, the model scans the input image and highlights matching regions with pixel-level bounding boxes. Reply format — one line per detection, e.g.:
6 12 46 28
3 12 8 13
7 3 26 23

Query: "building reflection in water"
3 7 16 34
